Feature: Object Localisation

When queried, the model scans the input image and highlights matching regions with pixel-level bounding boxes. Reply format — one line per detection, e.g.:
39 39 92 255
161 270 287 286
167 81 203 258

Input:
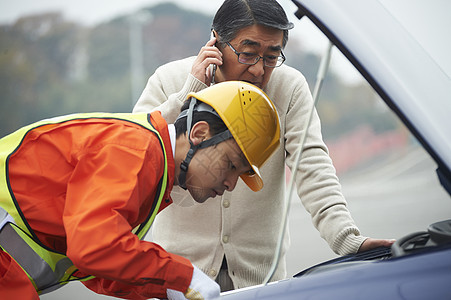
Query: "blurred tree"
140 3 212 72
88 21 129 81
0 12 86 137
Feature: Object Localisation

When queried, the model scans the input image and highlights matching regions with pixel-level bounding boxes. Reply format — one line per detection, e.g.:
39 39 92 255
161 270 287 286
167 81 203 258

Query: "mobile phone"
210 31 217 85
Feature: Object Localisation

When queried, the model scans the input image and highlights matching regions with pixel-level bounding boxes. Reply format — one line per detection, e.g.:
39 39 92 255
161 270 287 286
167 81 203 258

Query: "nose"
224 172 240 192
247 59 265 78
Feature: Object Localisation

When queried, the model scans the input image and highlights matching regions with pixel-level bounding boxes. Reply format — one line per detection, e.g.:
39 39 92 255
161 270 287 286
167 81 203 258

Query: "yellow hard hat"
187 81 280 192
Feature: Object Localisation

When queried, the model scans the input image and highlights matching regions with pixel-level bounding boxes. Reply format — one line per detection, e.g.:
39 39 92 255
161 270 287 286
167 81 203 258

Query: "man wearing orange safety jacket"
0 81 280 300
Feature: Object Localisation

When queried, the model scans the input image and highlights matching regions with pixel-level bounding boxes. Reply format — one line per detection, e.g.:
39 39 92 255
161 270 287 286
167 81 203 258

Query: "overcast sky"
0 0 218 24
0 0 295 25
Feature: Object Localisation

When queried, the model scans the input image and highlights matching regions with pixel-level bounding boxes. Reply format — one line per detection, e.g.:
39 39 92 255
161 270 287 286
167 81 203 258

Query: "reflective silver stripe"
0 223 60 291
0 207 14 230
37 257 75 294
0 206 7 222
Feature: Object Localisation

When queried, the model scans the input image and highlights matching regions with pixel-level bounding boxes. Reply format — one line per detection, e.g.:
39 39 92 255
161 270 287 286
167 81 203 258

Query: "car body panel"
221 246 451 299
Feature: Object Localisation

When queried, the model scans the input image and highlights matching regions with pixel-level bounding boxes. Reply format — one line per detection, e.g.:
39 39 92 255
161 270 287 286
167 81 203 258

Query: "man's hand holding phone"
191 32 222 86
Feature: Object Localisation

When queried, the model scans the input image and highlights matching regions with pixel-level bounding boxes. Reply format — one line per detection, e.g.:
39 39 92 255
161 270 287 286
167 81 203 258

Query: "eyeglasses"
225 42 286 68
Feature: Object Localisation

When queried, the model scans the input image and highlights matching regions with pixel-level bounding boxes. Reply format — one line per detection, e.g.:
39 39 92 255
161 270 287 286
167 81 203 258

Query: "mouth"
211 190 224 198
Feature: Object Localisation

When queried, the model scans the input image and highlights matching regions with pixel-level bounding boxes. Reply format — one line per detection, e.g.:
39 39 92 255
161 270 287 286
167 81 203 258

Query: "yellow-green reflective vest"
0 112 168 294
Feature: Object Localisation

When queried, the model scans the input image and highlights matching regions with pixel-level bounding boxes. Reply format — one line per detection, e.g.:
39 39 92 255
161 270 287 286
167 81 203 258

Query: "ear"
189 121 212 146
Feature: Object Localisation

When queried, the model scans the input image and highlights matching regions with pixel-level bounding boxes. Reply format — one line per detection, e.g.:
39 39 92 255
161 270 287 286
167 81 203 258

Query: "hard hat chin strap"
177 98 233 190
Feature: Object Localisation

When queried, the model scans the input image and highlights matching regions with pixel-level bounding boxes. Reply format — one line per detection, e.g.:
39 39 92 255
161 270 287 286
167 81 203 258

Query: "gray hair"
212 0 294 48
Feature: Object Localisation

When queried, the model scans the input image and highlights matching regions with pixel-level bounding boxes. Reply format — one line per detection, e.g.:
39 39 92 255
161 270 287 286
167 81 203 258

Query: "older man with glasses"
134 0 394 293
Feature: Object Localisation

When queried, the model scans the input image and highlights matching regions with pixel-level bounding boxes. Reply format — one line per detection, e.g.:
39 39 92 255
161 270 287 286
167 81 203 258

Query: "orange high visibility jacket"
1 112 192 299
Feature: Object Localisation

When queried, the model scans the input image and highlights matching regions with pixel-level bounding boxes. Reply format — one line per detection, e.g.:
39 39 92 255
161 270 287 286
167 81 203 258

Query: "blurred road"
42 146 451 299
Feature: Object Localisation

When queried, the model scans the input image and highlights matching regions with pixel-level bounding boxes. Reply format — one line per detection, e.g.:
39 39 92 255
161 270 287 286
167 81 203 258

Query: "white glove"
167 265 220 300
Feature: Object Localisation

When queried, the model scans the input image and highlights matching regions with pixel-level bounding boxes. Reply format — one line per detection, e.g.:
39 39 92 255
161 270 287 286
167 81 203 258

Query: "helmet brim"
240 166 263 192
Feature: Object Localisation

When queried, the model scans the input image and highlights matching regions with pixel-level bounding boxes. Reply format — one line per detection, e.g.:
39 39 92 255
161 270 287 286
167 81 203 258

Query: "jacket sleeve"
80 248 192 300
281 70 367 255
63 129 192 298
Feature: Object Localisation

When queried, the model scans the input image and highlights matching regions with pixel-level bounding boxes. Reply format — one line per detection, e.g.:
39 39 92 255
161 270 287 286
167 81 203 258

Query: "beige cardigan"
133 56 366 289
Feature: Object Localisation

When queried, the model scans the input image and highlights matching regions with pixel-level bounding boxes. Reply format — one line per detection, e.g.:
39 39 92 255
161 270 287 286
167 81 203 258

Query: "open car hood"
291 0 451 194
